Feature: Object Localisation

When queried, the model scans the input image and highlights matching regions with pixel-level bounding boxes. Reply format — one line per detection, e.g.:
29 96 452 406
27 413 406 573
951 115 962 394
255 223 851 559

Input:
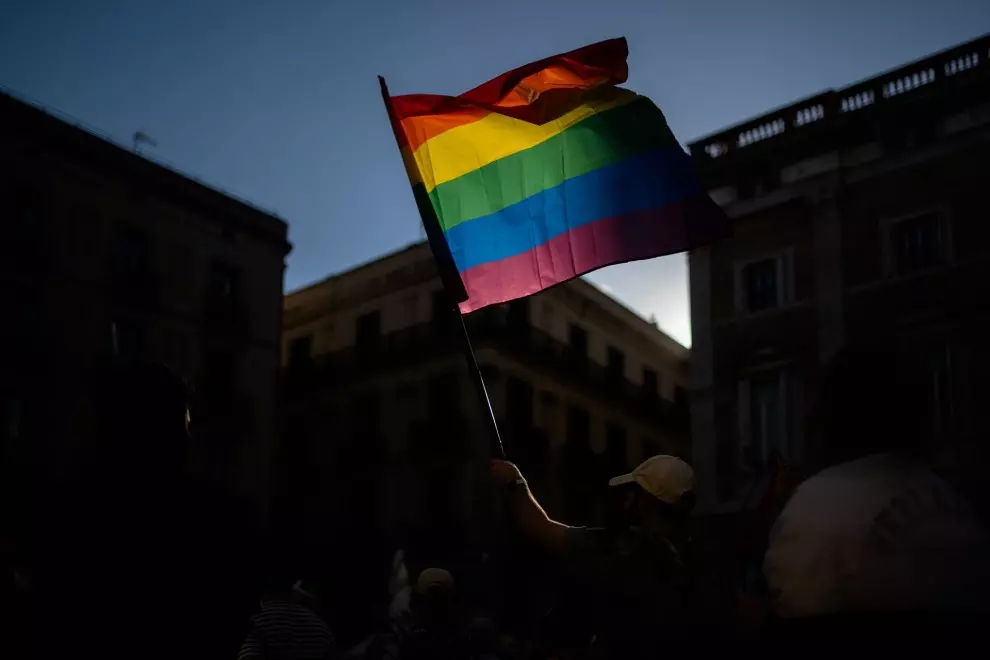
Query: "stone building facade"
279 242 689 552
687 35 990 511
0 92 290 512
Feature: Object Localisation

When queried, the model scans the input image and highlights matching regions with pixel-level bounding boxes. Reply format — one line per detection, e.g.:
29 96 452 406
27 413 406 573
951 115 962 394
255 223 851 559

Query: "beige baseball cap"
415 567 455 595
608 455 694 504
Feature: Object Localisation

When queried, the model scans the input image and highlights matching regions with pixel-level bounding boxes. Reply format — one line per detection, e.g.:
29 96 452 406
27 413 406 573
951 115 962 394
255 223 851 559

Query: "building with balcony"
687 34 990 512
279 242 689 560
0 91 291 512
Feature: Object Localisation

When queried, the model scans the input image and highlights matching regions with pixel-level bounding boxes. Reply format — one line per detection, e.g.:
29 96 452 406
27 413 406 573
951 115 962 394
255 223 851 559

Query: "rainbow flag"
384 38 727 313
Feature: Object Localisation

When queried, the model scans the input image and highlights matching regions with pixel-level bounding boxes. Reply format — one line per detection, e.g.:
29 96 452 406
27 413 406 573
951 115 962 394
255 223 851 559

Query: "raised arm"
491 460 570 555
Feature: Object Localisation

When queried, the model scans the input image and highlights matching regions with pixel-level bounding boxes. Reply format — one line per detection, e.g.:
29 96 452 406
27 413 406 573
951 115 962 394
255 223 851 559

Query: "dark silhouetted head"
606 454 695 531
603 481 696 540
411 567 459 628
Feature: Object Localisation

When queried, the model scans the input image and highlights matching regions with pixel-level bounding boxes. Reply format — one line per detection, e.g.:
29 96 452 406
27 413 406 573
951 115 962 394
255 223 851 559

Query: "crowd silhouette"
4 342 989 658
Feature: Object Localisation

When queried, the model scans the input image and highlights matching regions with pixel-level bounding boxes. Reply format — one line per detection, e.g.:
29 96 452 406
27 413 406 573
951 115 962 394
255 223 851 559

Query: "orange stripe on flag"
397 106 490 153
389 38 629 152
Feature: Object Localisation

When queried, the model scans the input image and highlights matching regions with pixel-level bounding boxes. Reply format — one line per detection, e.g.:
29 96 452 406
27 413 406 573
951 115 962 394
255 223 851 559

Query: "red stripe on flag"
390 37 630 148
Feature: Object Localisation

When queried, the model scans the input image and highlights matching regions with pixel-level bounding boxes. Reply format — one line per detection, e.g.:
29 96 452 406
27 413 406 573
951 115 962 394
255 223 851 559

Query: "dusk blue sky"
2 1 987 346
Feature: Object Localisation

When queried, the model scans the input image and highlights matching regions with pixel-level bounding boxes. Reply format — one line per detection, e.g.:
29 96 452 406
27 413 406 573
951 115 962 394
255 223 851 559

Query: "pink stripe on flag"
457 195 726 314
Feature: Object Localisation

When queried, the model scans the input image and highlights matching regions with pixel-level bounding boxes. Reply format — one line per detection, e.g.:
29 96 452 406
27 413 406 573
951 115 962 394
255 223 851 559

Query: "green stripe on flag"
428 97 678 231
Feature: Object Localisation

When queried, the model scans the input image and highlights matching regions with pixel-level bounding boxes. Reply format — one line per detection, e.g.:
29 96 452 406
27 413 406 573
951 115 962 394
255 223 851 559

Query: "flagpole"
378 76 505 459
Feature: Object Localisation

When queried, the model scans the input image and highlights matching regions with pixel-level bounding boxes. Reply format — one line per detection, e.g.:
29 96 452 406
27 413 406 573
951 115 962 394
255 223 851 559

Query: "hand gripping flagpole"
378 76 505 459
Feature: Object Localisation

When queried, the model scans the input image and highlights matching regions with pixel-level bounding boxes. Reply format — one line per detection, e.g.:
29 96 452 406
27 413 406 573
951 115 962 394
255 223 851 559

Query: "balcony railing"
469 318 687 429
690 33 990 163
283 317 688 431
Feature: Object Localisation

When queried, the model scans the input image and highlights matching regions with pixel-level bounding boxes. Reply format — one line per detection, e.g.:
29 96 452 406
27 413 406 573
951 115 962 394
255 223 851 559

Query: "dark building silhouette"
0 92 291 516
278 243 690 548
687 34 990 511
277 243 690 634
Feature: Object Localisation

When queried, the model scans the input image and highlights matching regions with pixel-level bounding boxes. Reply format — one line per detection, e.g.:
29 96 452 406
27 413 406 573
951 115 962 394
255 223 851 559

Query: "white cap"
608 455 694 504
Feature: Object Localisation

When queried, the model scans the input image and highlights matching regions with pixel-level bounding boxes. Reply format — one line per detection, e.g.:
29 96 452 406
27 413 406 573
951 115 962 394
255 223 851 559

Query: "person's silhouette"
38 361 260 659
764 344 990 634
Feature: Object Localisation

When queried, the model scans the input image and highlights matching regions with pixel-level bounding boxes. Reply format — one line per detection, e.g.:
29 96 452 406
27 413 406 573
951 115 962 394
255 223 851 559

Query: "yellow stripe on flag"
407 87 639 192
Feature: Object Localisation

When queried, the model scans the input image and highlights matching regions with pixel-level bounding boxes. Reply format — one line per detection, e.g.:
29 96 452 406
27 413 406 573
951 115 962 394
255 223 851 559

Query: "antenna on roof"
133 130 157 154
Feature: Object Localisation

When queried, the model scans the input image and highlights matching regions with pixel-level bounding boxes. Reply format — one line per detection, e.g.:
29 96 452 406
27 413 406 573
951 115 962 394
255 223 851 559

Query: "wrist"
506 477 528 493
